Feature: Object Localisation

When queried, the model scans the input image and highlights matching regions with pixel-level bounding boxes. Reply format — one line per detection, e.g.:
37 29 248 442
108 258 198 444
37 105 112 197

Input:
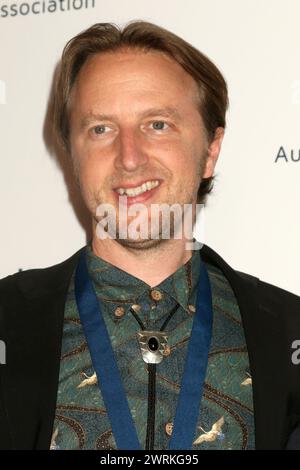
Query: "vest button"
150 289 163 301
114 306 125 318
165 422 173 436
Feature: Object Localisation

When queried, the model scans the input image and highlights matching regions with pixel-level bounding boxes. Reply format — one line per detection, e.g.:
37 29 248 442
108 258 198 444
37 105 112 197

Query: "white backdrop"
0 0 299 295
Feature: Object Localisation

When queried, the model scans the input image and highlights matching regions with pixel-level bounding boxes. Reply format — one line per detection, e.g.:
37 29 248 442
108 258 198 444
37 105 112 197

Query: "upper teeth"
116 180 160 197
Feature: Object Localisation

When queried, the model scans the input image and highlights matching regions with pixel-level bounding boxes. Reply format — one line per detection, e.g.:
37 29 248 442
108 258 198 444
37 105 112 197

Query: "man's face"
69 49 222 248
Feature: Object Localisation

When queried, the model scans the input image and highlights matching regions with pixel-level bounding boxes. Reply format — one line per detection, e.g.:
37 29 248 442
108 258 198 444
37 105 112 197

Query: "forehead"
71 49 200 109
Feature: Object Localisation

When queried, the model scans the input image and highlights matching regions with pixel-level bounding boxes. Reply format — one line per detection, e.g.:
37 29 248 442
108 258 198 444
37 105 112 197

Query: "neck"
91 232 193 288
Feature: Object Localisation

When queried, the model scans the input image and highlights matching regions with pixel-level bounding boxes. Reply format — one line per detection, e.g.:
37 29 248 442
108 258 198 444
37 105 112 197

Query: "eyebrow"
79 106 182 129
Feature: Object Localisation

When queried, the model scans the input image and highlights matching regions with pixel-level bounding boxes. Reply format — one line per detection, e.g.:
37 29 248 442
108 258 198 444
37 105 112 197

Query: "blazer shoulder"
236 268 300 328
259 278 300 323
237 269 299 301
0 247 84 300
201 243 300 319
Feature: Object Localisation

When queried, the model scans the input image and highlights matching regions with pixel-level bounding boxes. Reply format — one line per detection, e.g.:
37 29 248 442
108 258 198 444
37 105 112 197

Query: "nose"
114 128 148 172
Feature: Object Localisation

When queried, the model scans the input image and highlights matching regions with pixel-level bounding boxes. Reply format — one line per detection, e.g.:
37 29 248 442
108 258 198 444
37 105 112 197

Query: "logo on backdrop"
0 0 95 18
275 146 300 163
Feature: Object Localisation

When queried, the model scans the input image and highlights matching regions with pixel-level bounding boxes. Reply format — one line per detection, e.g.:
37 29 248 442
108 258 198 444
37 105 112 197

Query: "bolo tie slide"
129 301 180 364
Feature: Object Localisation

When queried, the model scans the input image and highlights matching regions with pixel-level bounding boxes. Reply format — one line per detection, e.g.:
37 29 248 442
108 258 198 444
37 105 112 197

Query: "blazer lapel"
201 245 285 449
0 248 83 449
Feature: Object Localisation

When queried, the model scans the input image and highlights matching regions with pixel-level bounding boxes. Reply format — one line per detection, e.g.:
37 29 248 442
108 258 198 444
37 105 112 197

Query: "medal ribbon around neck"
75 249 213 450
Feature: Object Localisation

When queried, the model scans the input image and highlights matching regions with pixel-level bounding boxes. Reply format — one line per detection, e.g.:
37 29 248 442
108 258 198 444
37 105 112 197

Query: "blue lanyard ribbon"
75 249 213 450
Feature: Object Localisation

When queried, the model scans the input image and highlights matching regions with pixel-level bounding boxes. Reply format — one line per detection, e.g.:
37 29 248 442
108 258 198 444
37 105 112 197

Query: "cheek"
75 148 105 184
167 142 203 179
76 163 102 206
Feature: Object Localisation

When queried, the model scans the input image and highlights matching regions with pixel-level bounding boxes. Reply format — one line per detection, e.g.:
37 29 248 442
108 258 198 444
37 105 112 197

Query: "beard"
115 206 190 250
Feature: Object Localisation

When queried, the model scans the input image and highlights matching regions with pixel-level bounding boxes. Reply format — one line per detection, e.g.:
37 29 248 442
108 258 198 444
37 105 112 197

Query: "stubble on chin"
114 206 194 250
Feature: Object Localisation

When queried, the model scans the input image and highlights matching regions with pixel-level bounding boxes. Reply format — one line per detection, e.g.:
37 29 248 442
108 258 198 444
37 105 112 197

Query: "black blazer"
0 244 300 450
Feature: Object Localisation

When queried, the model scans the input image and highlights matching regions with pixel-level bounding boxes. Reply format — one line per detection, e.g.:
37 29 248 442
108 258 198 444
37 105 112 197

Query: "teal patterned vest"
51 246 254 450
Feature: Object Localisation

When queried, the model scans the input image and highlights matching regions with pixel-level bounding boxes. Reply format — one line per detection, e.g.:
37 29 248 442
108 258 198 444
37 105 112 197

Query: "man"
0 21 300 451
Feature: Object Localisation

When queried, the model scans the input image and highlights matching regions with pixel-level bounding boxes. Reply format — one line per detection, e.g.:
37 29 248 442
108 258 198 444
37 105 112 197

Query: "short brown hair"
53 21 228 203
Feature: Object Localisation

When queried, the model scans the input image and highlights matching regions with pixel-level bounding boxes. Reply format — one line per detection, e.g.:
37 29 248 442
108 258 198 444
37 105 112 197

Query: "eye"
92 125 109 135
151 121 169 131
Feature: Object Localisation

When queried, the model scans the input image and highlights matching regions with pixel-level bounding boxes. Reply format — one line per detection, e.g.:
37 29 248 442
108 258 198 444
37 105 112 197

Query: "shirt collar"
85 244 201 317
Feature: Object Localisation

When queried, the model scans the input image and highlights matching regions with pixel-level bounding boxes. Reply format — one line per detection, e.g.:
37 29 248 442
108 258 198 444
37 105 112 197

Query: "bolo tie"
129 301 180 450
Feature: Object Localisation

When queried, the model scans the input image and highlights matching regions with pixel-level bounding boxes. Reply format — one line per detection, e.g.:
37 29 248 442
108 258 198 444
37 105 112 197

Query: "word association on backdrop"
0 0 95 17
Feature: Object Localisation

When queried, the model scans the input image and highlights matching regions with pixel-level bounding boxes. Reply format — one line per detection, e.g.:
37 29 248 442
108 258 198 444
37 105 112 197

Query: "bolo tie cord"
129 301 180 450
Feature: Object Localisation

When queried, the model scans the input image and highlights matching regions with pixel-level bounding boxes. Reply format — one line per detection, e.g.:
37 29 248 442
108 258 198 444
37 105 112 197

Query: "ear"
202 127 225 178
